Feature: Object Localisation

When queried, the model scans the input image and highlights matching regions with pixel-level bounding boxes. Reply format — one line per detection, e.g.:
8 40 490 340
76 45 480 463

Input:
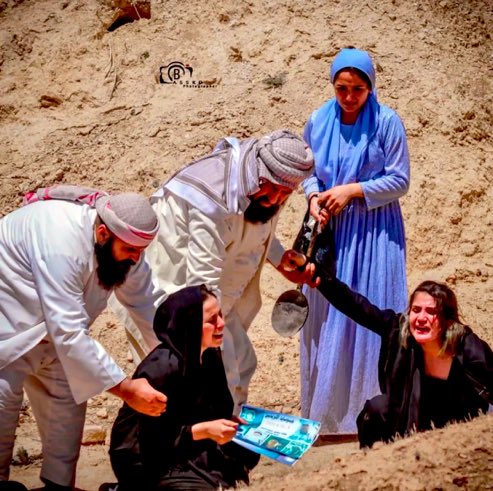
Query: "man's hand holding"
278 250 320 288
309 193 330 229
108 377 167 416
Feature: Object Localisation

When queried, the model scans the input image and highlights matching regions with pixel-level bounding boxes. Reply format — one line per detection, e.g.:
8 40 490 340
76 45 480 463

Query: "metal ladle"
271 214 319 337
271 285 309 337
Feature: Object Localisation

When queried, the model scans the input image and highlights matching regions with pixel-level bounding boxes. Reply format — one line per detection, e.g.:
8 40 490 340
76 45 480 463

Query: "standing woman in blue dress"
301 47 410 435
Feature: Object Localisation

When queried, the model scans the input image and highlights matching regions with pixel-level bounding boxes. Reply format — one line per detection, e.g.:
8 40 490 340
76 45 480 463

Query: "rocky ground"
1 0 492 489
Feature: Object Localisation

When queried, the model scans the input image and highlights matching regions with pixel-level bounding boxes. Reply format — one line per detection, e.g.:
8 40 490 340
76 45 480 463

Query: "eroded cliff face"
2 0 492 488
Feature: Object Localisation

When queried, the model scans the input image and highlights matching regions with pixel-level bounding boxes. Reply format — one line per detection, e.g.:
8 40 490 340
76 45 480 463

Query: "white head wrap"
23 185 159 247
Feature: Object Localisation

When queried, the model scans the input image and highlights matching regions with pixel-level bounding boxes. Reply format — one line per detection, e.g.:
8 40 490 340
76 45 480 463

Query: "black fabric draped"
317 276 493 445
109 286 258 490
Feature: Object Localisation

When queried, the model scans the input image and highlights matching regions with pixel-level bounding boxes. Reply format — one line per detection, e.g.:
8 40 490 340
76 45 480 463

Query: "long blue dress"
301 96 410 434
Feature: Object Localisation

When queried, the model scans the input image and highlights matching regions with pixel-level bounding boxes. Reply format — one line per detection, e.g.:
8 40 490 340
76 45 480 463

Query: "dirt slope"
1 0 492 489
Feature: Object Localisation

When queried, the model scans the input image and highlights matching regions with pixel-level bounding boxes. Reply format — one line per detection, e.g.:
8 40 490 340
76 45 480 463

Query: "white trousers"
221 310 257 415
0 341 86 487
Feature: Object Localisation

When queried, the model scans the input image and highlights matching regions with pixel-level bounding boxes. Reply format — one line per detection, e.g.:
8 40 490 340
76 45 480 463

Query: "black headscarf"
145 285 233 420
110 286 257 489
152 285 203 381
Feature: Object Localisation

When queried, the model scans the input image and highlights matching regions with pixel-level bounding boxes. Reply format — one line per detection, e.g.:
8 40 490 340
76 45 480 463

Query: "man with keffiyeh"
111 129 319 415
0 187 167 491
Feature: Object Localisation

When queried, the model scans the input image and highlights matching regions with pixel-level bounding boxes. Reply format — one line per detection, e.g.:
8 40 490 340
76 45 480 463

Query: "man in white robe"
112 130 318 413
0 187 167 490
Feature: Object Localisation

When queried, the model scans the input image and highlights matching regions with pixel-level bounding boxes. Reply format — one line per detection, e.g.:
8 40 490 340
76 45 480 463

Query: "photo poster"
233 404 321 466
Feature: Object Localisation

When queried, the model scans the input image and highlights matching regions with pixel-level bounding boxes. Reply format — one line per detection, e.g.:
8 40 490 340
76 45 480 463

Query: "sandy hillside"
1 0 492 489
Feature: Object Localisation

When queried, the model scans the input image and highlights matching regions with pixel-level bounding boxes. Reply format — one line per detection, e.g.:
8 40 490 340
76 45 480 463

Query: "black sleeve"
462 331 493 405
316 276 399 336
223 441 260 470
109 404 149 489
139 412 194 464
135 354 197 470
110 349 192 484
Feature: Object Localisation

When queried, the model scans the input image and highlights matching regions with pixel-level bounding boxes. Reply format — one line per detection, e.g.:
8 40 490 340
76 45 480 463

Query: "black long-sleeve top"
318 277 493 436
109 286 258 490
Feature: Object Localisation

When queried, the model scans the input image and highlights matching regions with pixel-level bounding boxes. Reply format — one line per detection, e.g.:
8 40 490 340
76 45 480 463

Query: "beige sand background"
1 0 492 489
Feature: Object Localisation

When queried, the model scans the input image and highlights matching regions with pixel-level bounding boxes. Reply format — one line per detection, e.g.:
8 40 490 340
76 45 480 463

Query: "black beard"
244 198 280 224
94 238 135 290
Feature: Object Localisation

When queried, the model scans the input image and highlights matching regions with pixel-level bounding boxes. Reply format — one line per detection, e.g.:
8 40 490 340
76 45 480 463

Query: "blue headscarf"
303 48 380 190
330 48 376 96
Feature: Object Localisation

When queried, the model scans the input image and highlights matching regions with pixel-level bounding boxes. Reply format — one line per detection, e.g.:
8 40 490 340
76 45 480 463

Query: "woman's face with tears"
201 294 225 351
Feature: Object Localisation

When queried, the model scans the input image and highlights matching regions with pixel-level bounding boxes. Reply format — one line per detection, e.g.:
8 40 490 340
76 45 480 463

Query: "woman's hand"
192 419 239 444
318 183 363 217
309 193 330 228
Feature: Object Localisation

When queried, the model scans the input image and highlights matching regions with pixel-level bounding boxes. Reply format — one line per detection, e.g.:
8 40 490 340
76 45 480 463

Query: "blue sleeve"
361 110 410 210
302 115 325 197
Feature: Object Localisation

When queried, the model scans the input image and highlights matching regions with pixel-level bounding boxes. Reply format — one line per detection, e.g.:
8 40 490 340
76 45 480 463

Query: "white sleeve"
267 235 285 268
114 256 165 352
184 205 227 298
31 252 125 404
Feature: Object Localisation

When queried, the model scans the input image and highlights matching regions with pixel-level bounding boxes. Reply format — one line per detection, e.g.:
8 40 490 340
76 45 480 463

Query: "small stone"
445 275 457 285
462 243 477 257
229 47 243 62
107 0 151 32
12 446 30 466
40 94 63 108
82 424 107 445
450 213 461 225
21 398 30 411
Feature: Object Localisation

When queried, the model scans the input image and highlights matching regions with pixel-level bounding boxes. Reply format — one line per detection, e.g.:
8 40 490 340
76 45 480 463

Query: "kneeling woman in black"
315 271 493 448
108 285 259 490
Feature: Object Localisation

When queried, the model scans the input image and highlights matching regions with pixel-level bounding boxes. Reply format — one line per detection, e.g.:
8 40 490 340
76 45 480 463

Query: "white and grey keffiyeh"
155 130 313 219
160 136 259 219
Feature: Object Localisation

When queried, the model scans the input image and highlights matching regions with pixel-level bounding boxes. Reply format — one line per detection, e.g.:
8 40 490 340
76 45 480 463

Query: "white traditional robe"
0 199 164 484
0 200 161 404
112 191 285 411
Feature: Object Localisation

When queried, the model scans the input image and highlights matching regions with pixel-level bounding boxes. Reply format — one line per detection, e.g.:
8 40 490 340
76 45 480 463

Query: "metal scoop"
271 285 309 337
271 213 319 337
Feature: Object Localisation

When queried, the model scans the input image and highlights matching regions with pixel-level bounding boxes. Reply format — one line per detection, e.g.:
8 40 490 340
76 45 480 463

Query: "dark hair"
333 67 372 90
400 280 466 355
199 284 217 302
